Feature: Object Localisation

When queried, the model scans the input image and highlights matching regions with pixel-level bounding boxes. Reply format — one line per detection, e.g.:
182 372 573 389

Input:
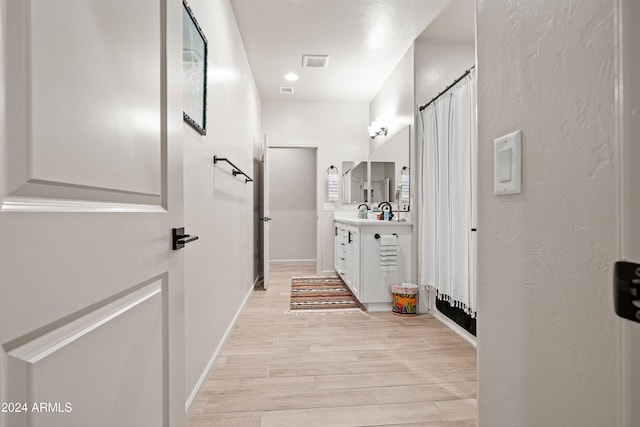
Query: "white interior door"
261 134 271 289
620 0 640 425
0 1 185 426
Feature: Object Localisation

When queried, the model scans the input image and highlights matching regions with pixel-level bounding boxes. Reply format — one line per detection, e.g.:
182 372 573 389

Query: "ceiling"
230 0 475 104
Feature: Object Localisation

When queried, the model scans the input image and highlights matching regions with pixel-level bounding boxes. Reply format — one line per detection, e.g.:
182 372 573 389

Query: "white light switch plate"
494 130 522 195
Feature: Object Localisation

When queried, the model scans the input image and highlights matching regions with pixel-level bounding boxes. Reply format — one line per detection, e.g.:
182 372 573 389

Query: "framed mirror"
183 0 208 135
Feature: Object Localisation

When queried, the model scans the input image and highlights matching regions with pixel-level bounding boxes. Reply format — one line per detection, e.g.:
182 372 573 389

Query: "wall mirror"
341 160 368 203
340 125 410 208
368 125 410 208
369 161 395 203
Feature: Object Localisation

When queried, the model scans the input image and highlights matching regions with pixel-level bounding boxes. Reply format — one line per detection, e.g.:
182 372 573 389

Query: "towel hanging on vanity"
379 234 398 278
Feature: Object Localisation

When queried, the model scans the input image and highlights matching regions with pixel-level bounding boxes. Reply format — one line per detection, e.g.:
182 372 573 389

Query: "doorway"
267 147 318 268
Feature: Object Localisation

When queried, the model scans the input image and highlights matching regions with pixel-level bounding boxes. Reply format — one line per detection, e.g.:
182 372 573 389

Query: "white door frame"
617 0 640 424
261 134 271 289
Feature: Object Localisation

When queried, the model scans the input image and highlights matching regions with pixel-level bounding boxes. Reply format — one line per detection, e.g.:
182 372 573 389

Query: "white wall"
476 1 619 425
368 45 417 288
262 102 369 274
182 0 261 413
414 41 475 108
369 45 415 154
269 147 317 262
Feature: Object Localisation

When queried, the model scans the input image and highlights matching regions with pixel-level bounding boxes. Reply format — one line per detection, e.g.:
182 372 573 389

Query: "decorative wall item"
183 0 207 135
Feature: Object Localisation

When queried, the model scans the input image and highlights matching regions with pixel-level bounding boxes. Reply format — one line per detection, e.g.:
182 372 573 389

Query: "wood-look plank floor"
187 264 477 427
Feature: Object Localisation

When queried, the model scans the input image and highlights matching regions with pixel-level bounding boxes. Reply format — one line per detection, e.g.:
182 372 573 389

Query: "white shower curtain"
419 69 477 317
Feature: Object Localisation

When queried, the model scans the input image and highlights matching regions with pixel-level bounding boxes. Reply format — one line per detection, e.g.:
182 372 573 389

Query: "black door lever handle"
172 227 199 250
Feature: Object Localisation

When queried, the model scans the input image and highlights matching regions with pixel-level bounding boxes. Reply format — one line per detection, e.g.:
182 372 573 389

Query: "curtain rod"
418 65 476 112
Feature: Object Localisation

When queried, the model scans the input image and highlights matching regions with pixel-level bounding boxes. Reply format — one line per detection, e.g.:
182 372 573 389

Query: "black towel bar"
374 233 398 240
213 155 253 183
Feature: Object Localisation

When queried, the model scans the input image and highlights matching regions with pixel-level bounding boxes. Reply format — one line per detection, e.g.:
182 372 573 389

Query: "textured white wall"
182 0 261 412
269 147 317 262
262 102 369 274
476 1 620 425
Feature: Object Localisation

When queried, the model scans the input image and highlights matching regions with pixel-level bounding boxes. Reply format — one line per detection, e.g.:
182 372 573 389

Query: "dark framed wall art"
183 0 207 135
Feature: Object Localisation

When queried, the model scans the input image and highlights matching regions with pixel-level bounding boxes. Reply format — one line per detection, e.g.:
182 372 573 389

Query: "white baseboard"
431 309 477 348
365 302 391 312
184 284 254 415
269 259 316 265
253 274 263 288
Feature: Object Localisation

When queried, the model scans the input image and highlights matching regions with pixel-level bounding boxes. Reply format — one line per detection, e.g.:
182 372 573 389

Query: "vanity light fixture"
368 121 388 139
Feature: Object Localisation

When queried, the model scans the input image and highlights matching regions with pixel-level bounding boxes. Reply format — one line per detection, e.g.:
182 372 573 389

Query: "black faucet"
357 203 370 211
377 202 394 220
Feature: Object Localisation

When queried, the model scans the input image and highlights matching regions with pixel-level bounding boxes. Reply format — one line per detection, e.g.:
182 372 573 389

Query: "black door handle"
614 261 640 323
172 227 199 250
260 217 272 222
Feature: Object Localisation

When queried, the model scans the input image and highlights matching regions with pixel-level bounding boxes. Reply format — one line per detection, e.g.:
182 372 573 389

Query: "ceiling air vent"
280 87 294 94
302 54 329 69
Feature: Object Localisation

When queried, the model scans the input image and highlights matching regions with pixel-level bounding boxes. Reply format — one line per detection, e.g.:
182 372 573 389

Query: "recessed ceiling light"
284 72 299 81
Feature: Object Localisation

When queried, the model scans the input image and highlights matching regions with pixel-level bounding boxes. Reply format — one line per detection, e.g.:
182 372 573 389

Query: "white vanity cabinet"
334 223 346 275
334 218 413 311
334 222 360 298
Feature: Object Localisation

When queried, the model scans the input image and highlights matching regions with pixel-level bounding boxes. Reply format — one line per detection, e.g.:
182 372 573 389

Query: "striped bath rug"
288 276 364 313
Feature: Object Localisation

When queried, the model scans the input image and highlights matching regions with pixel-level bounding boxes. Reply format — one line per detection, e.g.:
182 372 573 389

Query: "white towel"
379 235 397 277
327 174 339 201
401 174 410 202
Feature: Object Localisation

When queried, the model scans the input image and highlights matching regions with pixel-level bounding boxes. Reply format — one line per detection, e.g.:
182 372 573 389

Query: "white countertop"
333 214 413 226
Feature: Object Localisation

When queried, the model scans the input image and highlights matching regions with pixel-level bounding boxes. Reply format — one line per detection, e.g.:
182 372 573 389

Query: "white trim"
431 309 477 348
252 274 262 288
184 284 254 415
0 196 165 213
269 259 316 265
614 0 625 424
364 302 392 312
7 280 163 363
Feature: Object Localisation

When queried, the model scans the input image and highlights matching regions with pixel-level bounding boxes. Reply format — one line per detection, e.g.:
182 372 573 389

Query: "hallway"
187 264 477 427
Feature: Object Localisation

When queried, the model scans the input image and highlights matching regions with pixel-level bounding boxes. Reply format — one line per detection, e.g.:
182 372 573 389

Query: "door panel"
5 279 164 427
0 0 185 426
30 0 161 196
5 0 162 203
